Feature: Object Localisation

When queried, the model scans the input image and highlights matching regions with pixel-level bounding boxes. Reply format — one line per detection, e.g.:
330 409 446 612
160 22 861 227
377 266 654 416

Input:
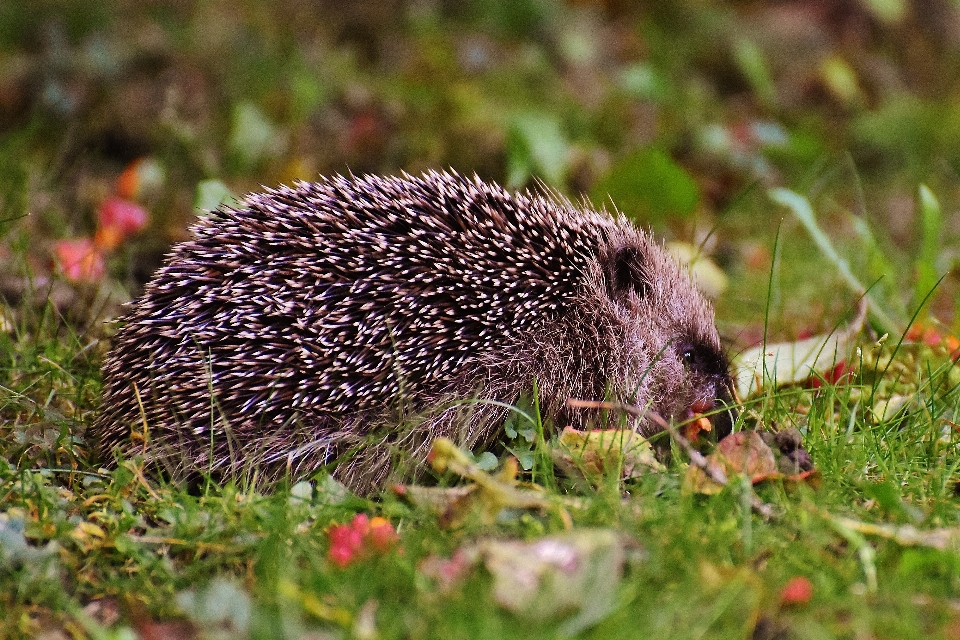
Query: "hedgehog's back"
96 171 631 486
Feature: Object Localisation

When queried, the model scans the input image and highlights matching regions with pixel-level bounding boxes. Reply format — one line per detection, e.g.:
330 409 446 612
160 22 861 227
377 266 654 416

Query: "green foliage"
228 102 288 172
193 179 238 213
914 185 943 317
506 111 568 188
2 314 960 637
769 185 956 335
732 38 776 108
854 98 960 175
592 149 700 224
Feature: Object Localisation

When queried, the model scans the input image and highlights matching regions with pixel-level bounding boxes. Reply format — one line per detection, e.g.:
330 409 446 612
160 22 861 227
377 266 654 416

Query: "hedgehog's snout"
673 337 736 441
685 374 737 441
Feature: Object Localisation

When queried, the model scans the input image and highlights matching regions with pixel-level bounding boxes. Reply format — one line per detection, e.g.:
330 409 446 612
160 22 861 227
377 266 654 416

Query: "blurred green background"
2 0 960 343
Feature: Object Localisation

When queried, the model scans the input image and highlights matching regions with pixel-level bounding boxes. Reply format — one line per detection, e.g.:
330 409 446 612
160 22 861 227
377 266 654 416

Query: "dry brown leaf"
684 431 820 494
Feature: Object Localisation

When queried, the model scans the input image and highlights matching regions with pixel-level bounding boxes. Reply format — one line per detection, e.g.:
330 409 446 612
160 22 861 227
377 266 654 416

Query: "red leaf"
809 360 854 388
327 513 398 568
116 158 143 199
54 238 105 283
96 197 148 249
780 576 813 606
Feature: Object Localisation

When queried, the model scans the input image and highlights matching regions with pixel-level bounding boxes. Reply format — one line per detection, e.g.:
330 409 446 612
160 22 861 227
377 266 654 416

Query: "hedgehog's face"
603 241 735 440
662 335 735 437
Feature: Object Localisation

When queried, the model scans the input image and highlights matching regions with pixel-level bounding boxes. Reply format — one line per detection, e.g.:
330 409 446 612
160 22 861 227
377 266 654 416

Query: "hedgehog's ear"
605 245 649 301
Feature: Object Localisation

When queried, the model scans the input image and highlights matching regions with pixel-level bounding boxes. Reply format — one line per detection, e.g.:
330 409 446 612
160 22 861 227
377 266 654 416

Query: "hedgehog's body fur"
96 171 732 493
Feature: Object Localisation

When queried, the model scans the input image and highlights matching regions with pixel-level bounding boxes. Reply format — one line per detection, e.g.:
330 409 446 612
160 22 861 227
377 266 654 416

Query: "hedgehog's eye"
678 341 727 377
679 341 705 370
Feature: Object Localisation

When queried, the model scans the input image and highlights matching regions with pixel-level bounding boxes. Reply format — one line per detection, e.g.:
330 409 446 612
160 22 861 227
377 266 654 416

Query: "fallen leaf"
718 431 779 481
684 430 819 494
96 197 149 249
682 454 730 495
116 157 165 200
392 484 478 529
552 426 663 483
69 520 107 552
684 431 777 493
667 241 728 298
427 437 555 517
418 549 473 591
116 158 143 199
871 394 911 423
821 511 960 552
477 529 637 634
734 292 866 398
132 619 196 640
278 581 352 626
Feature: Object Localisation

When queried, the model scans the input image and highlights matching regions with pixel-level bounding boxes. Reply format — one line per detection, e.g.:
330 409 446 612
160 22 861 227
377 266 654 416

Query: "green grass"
2 304 960 638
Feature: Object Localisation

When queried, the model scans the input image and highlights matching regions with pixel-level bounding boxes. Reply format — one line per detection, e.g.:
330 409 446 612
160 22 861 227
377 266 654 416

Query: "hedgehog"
95 170 734 493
